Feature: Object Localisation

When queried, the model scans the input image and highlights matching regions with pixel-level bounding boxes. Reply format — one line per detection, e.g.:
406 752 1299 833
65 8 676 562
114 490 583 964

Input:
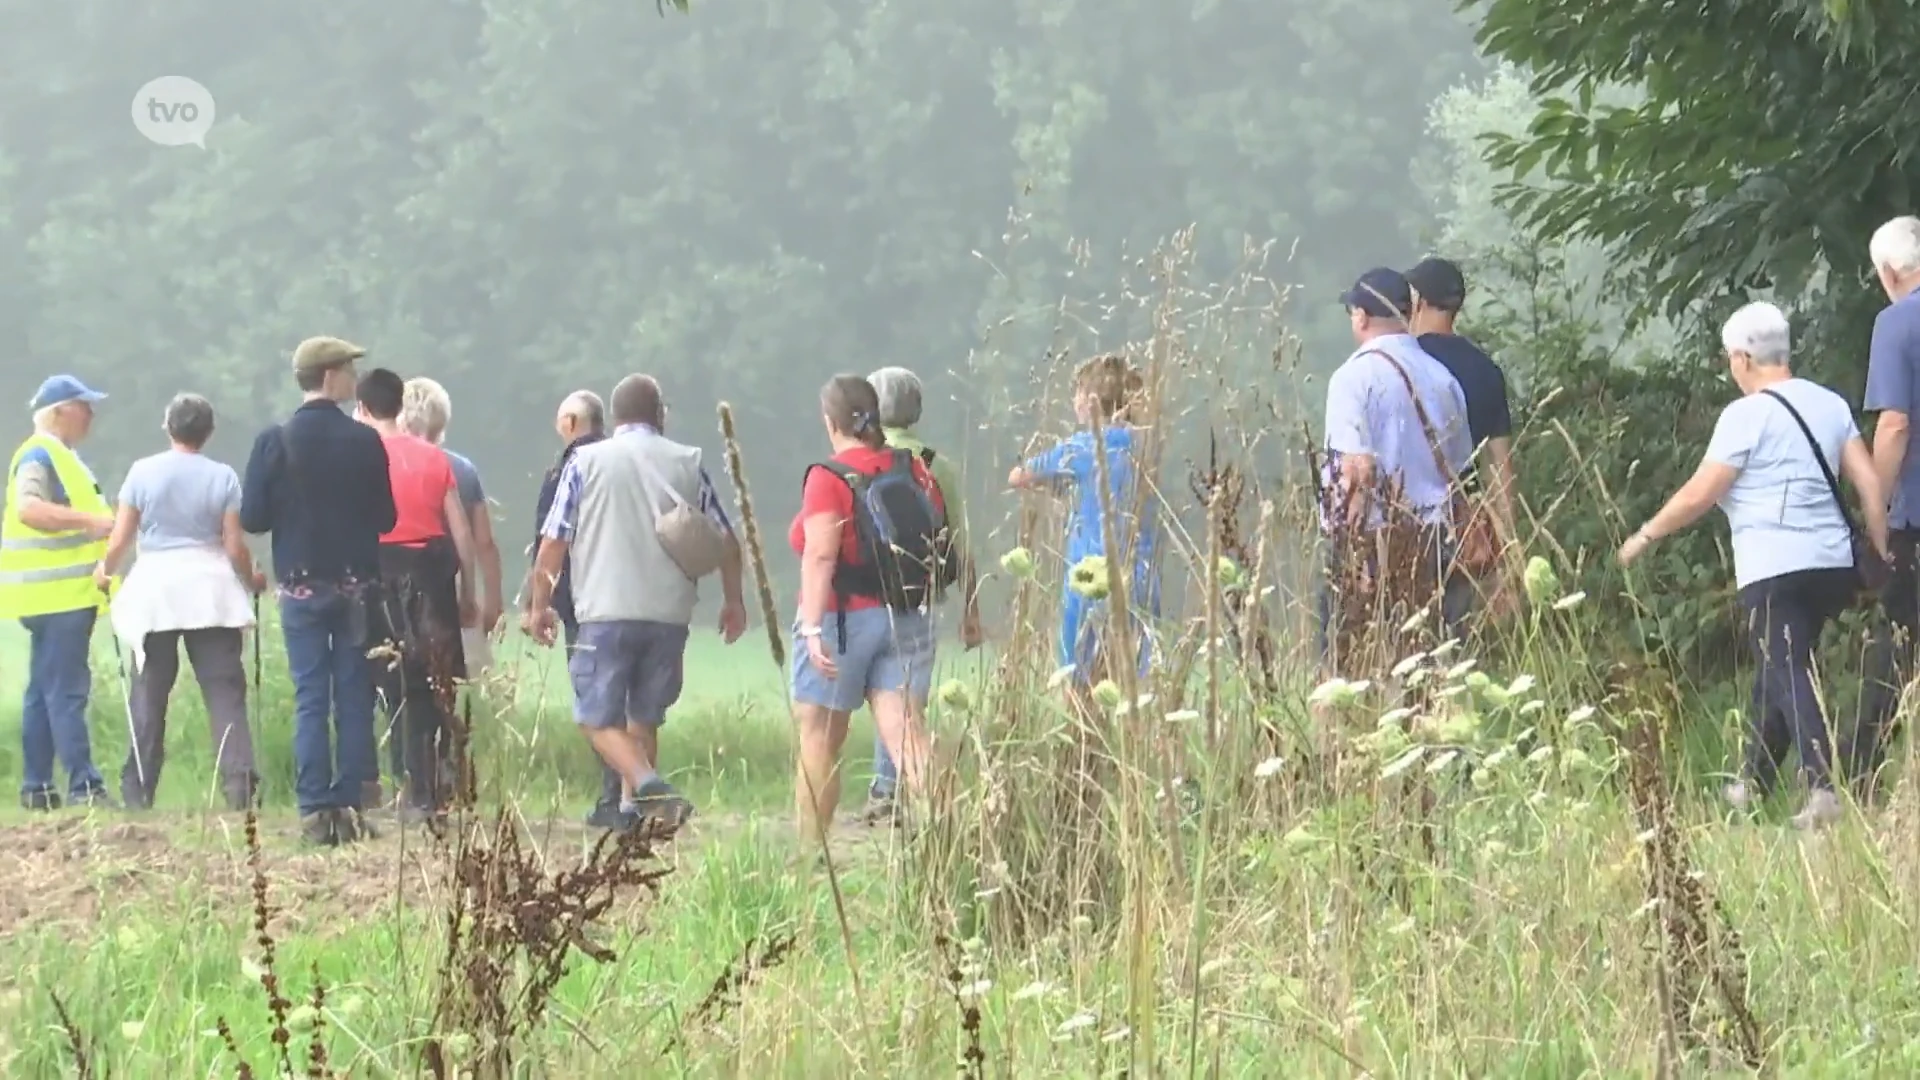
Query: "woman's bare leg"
794 701 852 845
867 689 932 797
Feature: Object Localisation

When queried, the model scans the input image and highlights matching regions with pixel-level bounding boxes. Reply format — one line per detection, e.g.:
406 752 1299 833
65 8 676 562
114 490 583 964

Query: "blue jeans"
280 583 378 815
19 607 104 800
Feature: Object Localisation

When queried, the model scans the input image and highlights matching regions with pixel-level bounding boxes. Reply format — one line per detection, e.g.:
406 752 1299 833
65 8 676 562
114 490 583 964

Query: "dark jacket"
240 399 397 585
534 431 605 628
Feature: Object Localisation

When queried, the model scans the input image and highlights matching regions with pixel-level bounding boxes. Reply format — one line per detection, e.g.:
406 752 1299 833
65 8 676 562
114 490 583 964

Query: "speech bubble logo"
131 76 216 148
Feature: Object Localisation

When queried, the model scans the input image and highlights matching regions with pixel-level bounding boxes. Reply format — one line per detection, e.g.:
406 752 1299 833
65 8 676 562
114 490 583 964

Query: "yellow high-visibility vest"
0 433 110 618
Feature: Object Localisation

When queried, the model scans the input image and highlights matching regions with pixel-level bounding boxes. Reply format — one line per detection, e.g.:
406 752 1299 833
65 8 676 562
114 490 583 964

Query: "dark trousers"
371 540 466 811
122 628 255 808
1849 529 1920 792
1739 568 1854 793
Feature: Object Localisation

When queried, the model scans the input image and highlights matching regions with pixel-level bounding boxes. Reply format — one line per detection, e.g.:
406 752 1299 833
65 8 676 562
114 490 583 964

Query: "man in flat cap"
240 337 397 846
2 374 117 810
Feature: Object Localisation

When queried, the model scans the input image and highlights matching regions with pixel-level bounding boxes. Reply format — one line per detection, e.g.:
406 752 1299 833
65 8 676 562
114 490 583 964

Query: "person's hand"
718 598 747 644
1617 531 1653 567
92 563 111 593
960 605 984 650
805 631 837 679
89 515 114 540
521 607 558 647
479 599 503 637
460 596 479 628
250 570 268 596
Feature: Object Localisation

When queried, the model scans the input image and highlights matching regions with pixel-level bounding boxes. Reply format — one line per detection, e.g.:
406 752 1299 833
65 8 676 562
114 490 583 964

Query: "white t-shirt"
1704 377 1858 588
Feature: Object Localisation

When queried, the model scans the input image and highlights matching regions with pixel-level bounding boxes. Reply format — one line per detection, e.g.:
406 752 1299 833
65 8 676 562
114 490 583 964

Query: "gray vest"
569 431 705 626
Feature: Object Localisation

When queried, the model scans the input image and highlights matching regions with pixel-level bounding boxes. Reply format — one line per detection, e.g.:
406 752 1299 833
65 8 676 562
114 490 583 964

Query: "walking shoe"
585 800 635 831
75 788 119 811
21 790 61 812
1792 788 1843 831
630 778 694 832
334 808 380 844
301 812 338 847
861 790 901 828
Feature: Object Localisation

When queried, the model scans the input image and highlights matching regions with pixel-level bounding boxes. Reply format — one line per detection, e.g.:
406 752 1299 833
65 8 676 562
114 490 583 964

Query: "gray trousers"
121 628 256 808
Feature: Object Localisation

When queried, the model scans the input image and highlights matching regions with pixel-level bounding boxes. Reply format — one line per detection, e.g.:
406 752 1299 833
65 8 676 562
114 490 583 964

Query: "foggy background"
0 0 1493 617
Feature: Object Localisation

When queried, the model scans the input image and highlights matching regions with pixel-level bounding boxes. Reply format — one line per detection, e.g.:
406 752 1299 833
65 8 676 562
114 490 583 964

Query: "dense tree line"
0 0 1480 560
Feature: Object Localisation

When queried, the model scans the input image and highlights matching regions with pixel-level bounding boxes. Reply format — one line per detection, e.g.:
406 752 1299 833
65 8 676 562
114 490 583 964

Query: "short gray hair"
1870 216 1920 277
401 377 452 442
165 393 217 448
1721 301 1791 367
560 389 605 432
868 366 923 428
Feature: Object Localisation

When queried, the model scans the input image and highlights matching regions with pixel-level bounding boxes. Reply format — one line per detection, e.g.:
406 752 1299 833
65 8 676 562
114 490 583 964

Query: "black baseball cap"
1338 267 1413 319
1404 256 1467 311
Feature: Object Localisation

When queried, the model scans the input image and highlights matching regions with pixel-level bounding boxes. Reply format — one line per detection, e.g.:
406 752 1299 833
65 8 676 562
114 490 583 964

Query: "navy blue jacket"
240 400 397 585
533 431 605 628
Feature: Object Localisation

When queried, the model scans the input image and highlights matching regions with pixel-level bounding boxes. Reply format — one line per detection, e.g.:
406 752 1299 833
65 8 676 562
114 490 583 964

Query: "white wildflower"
1254 756 1286 779
1552 591 1587 611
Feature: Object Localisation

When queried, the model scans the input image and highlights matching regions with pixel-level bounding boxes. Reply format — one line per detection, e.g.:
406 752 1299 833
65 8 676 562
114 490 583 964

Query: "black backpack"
810 448 958 618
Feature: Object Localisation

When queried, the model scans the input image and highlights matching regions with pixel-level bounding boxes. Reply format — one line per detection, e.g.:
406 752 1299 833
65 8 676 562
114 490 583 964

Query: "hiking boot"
1792 788 1843 831
21 789 61 812
301 812 339 847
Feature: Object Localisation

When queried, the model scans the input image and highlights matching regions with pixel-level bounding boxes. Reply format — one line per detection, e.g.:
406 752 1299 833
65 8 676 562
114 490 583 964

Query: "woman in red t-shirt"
789 374 943 843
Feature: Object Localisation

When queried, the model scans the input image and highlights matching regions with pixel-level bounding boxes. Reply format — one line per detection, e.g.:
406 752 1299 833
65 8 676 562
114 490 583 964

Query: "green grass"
4 588 1920 1077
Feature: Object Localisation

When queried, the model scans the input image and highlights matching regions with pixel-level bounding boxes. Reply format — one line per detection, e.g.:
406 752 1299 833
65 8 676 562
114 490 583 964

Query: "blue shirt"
1321 333 1472 531
1021 426 1161 599
11 446 70 506
1705 378 1859 589
1863 285 1920 527
540 424 733 542
444 448 485 510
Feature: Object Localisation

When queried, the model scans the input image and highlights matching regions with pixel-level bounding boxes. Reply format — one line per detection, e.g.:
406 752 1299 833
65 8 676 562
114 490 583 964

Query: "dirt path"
0 806 887 940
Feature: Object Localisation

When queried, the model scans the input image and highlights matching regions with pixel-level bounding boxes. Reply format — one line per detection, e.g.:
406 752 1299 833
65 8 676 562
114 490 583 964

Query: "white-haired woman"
401 377 503 674
95 393 265 810
1618 301 1888 829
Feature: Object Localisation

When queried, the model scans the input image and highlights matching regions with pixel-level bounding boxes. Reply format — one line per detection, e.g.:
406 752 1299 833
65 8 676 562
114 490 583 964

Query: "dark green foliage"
1472 0 1920 389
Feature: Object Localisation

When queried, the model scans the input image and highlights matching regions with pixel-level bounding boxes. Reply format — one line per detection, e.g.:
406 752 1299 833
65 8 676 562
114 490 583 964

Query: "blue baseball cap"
1338 267 1413 319
28 375 107 411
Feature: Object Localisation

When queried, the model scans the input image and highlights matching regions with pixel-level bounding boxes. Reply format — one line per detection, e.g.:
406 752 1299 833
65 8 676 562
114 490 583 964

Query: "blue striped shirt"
539 424 733 543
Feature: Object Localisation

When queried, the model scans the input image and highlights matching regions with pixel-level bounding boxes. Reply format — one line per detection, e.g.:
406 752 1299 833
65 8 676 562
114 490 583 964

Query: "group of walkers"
1322 216 1920 830
1 336 1164 846
19 217 1916 843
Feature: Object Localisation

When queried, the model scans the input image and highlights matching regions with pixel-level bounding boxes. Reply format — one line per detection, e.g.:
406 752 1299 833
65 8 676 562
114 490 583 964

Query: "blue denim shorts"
568 620 690 730
791 606 935 713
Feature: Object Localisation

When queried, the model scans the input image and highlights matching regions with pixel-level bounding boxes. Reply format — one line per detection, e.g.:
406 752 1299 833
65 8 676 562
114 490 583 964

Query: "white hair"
31 405 59 433
1871 217 1920 277
1721 301 1792 367
559 389 604 431
868 366 924 428
401 377 452 442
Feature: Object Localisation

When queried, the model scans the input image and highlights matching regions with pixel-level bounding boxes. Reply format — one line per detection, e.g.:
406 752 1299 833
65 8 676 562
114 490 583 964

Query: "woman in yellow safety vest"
0 375 117 811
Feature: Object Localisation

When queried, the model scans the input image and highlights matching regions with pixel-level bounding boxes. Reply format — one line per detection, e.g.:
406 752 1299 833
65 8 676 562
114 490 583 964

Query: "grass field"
5 575 1920 1077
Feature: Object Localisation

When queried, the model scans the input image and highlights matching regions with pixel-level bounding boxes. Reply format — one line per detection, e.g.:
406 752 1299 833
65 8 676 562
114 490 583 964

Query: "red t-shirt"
380 433 455 547
790 446 946 614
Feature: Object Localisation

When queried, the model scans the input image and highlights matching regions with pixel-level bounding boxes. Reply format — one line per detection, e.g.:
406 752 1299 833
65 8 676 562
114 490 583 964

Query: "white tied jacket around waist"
110 545 255 672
